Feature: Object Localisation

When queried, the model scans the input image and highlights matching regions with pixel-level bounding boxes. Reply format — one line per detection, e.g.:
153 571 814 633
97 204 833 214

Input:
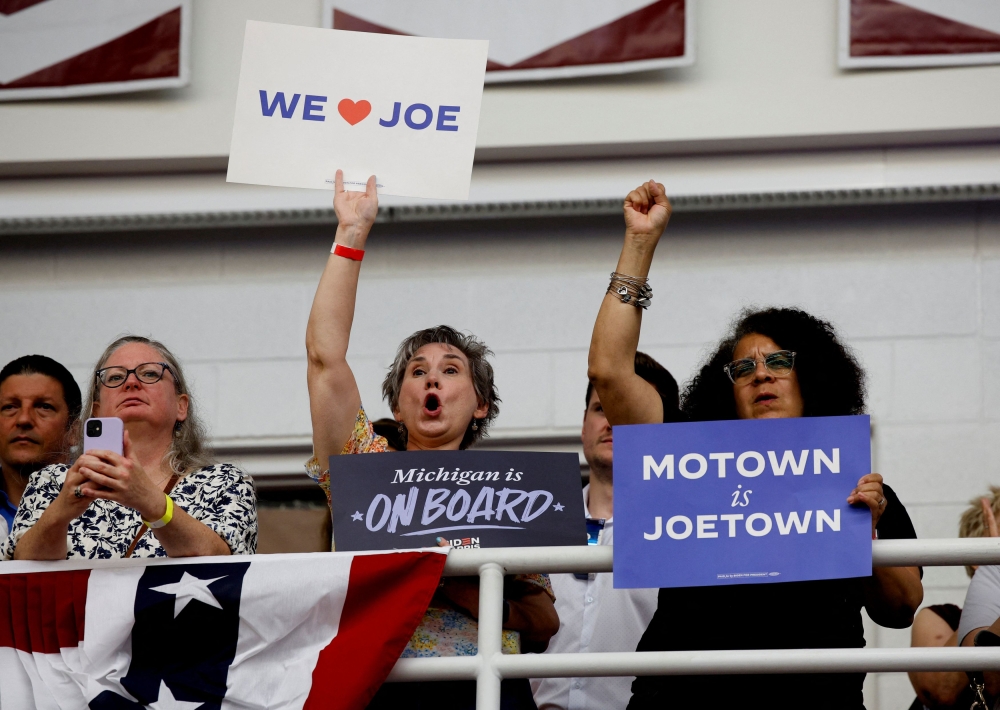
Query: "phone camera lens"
86 420 102 437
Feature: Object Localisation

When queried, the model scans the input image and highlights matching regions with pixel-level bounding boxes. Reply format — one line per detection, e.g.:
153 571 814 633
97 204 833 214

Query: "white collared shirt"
531 485 659 710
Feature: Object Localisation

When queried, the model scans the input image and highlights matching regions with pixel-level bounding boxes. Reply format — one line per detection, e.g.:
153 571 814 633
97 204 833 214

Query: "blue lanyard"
585 517 606 545
575 518 606 580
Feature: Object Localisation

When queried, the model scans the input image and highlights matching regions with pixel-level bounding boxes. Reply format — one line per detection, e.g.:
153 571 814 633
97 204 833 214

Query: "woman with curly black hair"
682 307 867 422
589 180 923 709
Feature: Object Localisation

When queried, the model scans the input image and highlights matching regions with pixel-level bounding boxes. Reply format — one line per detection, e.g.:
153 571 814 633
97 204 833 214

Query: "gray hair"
381 325 500 448
84 335 213 476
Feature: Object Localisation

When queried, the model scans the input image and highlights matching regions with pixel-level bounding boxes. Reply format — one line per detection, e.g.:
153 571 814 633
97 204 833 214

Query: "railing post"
476 561 505 710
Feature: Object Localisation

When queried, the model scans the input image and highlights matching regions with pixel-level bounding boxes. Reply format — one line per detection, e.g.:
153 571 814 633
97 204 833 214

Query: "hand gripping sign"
327 451 587 551
227 21 488 200
613 415 873 589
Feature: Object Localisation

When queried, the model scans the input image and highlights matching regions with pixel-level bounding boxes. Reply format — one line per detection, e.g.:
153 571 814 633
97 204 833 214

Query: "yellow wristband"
143 494 174 529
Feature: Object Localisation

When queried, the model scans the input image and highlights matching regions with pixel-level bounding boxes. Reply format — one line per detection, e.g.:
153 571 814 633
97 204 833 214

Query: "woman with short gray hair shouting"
305 171 556 710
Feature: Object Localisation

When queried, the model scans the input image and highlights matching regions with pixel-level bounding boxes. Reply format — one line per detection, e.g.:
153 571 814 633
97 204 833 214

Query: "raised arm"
588 180 672 426
306 172 379 464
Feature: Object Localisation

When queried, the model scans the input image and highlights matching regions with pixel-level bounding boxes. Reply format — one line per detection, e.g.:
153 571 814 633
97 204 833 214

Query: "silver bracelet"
607 271 652 309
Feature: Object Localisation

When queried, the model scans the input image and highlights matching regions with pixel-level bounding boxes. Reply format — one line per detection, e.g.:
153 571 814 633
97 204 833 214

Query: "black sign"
328 451 587 551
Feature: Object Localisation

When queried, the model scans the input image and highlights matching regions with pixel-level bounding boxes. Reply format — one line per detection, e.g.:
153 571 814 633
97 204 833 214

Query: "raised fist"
624 179 672 244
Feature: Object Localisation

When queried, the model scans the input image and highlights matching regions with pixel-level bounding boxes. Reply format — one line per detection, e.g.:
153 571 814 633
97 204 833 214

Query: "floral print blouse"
306 407 555 657
2 462 258 560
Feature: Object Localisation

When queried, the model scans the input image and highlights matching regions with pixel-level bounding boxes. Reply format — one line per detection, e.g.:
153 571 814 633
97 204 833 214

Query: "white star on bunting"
146 679 204 710
150 572 225 618
553 502 565 512
351 511 363 521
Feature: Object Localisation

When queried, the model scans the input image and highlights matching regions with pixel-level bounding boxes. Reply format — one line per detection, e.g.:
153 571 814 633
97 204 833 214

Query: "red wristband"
332 243 365 261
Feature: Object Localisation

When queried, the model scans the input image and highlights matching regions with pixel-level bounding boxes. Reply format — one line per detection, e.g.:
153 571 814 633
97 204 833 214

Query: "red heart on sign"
338 99 371 126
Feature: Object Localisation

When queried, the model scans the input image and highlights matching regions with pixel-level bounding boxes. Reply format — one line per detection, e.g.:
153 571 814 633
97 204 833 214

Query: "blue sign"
613 415 872 589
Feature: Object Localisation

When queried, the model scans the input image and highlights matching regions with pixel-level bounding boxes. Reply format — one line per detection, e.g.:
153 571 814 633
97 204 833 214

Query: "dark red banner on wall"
0 0 191 101
323 0 693 83
840 0 1000 68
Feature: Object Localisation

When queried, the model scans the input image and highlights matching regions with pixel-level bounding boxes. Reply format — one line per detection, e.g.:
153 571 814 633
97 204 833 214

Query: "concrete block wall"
2 200 999 708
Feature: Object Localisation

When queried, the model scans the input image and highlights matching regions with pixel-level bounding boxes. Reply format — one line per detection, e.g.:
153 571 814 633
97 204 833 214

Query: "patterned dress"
306 407 555 657
3 462 257 559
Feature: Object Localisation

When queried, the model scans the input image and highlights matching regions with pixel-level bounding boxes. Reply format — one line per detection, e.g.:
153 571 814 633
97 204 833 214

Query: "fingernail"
435 536 444 544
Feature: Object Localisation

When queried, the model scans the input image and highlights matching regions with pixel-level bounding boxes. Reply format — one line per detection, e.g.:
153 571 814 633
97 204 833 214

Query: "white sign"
227 21 488 200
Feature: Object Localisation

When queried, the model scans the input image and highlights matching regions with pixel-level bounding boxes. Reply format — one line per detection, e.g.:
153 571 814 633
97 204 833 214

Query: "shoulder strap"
123 474 180 559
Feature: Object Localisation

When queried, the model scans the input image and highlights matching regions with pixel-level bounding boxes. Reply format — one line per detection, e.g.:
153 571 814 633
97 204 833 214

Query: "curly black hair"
681 307 866 422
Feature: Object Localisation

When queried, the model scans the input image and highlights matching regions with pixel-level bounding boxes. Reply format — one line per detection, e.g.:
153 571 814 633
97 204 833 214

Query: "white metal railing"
384 538 1000 710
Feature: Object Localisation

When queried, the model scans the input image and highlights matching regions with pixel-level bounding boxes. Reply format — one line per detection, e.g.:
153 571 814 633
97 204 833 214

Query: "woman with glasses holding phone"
6 335 257 560
588 181 923 710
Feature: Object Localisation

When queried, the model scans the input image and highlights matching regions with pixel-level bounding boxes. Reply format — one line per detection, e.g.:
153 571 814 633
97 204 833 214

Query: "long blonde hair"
85 335 213 476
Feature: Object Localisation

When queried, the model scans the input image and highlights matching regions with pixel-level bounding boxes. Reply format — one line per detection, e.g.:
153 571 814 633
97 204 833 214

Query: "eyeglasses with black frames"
95 362 172 388
723 350 796 384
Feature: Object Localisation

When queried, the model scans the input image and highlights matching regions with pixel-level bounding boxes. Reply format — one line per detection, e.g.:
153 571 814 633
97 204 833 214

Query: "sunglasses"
723 350 796 384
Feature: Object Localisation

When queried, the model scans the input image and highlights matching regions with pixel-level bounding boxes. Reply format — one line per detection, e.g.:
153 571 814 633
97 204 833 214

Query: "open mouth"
423 393 441 414
754 393 778 404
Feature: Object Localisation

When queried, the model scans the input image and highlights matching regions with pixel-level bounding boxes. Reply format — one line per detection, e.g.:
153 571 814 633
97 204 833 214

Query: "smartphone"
83 417 124 456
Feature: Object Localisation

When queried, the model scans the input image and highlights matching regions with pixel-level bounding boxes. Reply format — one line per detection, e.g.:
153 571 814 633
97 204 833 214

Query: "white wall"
1 200 997 706
3 0 1000 169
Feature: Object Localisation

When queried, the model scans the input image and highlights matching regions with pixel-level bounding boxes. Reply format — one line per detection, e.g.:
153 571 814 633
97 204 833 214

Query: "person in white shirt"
531 352 681 710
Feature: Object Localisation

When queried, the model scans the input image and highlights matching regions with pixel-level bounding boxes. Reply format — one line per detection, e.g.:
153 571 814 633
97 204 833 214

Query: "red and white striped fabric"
840 0 1000 68
0 549 446 710
0 0 191 101
322 0 692 83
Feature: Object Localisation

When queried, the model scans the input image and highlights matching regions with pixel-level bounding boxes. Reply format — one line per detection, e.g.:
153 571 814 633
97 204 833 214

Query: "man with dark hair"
0 355 82 540
585 351 683 426
532 352 681 710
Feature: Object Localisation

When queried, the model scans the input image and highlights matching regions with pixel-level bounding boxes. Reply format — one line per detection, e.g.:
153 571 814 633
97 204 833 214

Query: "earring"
397 422 406 437
471 420 479 431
